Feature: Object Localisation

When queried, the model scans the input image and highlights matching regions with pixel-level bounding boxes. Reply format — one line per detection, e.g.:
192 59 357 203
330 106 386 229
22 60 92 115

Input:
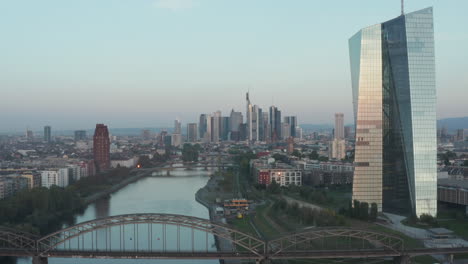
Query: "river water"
17 168 218 264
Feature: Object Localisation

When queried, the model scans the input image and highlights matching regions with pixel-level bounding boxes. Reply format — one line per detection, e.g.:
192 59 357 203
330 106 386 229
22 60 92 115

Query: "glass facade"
349 7 437 217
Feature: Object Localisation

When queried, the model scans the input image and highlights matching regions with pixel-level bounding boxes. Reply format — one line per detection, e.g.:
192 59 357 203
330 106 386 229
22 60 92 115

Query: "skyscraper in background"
246 92 253 141
199 114 207 140
269 106 281 142
174 119 181 134
229 110 243 141
334 113 344 140
43 126 51 143
211 111 221 143
284 116 297 138
349 7 437 217
93 124 110 173
74 130 87 141
187 123 198 142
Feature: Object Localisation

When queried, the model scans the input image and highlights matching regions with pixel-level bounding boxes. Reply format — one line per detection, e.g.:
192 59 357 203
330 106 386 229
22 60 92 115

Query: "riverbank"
83 169 148 204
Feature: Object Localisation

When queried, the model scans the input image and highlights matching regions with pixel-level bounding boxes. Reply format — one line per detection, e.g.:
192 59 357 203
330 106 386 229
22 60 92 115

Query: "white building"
111 158 137 168
41 168 69 188
329 139 346 160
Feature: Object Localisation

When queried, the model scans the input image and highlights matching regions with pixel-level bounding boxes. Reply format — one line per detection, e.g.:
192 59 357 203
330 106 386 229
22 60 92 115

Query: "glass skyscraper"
349 7 437 217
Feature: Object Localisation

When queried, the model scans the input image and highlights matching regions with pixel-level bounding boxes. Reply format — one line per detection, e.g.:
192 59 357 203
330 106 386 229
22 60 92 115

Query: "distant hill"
438 117 468 132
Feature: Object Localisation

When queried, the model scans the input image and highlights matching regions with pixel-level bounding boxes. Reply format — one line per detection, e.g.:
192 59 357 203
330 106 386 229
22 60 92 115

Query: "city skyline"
1 0 467 132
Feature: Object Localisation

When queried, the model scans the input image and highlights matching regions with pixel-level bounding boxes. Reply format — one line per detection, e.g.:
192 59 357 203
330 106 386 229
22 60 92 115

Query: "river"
17 167 219 264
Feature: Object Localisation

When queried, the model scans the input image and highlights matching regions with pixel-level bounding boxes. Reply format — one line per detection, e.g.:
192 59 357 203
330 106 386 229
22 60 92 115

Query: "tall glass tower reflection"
349 7 437 217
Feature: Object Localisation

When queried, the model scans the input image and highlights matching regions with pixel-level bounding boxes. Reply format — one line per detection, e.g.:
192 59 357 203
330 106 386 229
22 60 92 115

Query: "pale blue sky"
1 0 467 132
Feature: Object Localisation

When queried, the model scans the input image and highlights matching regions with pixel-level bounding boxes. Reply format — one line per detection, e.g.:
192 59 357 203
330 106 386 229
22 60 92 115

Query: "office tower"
456 129 465 142
230 110 243 141
284 116 298 138
334 113 344 140
269 106 281 142
221 116 230 141
211 111 221 143
281 123 291 139
174 119 181 134
44 126 51 143
93 124 110 172
74 130 87 141
26 129 34 141
258 108 264 141
330 113 346 159
251 105 260 141
199 114 207 140
205 115 212 143
349 7 436 216
262 112 270 142
187 123 198 143
246 92 253 141
142 129 151 140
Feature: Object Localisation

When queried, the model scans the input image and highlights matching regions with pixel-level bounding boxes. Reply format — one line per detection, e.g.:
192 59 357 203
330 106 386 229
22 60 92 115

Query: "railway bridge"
0 213 467 263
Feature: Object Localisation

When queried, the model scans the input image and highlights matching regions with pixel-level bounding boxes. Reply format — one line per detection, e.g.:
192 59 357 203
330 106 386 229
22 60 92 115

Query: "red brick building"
93 124 110 172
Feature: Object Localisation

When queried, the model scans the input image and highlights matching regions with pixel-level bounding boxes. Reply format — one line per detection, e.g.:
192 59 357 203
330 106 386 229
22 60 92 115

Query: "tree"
463 160 468 167
370 203 378 221
137 155 152 168
267 179 281 194
353 200 360 218
360 202 369 221
291 150 302 158
182 144 199 162
308 150 319 160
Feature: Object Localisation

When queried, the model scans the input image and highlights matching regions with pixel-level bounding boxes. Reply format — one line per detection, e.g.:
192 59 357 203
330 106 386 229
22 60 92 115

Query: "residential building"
41 168 69 188
93 124 110 172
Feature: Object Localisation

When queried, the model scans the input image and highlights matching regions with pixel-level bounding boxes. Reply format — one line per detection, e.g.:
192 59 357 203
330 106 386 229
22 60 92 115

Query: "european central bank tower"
349 7 436 217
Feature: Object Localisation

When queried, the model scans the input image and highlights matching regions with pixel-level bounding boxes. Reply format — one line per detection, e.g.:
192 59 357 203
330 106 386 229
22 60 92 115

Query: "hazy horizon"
2 0 467 132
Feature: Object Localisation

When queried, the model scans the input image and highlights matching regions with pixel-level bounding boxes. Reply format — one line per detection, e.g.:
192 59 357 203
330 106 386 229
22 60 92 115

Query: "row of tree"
181 144 201 162
341 200 378 221
0 186 84 235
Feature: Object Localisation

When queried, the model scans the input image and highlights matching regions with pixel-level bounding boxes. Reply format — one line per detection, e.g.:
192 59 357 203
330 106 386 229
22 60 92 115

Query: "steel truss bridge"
1 213 467 264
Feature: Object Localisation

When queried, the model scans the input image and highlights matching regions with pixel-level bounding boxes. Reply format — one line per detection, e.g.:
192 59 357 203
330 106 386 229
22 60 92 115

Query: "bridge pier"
166 170 170 176
444 253 454 264
393 255 411 264
32 256 48 264
256 259 270 264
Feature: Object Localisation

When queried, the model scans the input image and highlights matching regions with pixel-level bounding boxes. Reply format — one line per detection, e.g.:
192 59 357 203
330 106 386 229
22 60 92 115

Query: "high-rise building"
74 130 87 141
174 119 181 134
211 111 221 143
334 113 344 140
349 7 437 217
251 105 260 141
40 168 69 188
142 129 151 140
281 123 291 140
261 112 270 142
187 123 198 143
26 129 34 141
269 106 281 142
199 114 208 140
284 116 298 138
221 116 230 141
456 129 465 142
93 124 110 172
246 92 253 141
329 139 346 160
230 110 243 141
44 126 51 143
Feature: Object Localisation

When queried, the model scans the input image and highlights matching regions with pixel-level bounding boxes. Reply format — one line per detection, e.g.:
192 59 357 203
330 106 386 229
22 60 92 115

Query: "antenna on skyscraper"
401 0 404 15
